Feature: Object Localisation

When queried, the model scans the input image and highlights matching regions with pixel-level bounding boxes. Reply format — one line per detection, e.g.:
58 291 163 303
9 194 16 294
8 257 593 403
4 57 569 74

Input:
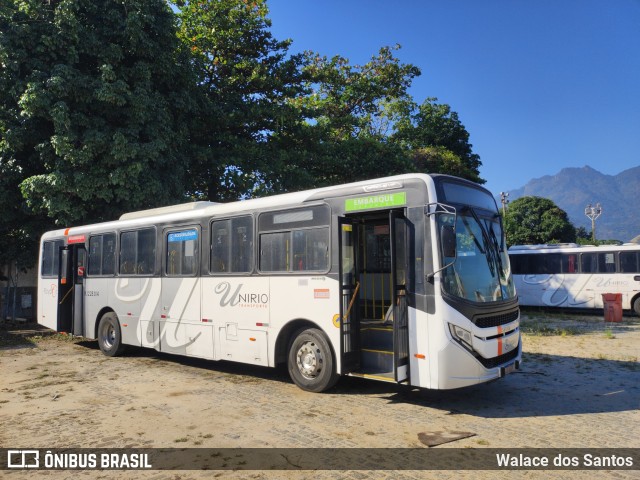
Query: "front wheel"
287 328 338 393
97 312 127 357
633 296 640 317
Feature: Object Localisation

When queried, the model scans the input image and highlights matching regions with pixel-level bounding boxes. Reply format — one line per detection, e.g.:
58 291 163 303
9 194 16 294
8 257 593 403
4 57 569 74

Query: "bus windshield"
439 209 516 303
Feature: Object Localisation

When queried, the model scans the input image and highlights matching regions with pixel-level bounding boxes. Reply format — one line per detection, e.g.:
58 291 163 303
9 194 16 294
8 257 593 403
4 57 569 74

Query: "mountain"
504 165 640 242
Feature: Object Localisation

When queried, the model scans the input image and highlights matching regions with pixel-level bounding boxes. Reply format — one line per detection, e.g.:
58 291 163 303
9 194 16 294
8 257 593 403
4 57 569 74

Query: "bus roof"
42 173 448 240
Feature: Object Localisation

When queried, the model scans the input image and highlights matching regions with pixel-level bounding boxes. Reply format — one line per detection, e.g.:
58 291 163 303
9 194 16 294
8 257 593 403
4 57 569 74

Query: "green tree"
504 196 576 246
0 0 59 268
392 98 484 183
266 45 420 191
172 0 308 201
0 0 194 229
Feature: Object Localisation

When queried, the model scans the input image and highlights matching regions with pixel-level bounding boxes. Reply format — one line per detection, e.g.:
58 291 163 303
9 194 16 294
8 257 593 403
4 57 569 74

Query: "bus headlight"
448 323 473 350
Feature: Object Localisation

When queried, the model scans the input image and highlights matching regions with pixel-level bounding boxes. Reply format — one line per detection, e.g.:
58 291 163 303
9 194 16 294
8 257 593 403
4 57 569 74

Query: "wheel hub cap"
296 341 323 379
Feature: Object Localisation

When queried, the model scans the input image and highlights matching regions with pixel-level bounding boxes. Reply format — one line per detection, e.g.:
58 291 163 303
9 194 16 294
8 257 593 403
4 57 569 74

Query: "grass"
520 322 580 337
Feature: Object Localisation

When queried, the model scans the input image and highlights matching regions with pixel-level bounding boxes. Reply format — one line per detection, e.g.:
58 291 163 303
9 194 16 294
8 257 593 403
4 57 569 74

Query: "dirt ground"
1 310 639 479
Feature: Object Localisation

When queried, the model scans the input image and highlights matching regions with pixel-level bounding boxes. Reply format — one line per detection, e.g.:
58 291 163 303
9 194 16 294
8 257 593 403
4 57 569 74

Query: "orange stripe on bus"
64 228 71 236
497 326 503 356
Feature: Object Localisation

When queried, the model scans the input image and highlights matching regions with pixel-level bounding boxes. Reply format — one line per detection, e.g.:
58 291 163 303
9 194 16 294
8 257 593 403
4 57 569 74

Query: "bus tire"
97 312 127 357
633 296 640 317
287 328 338 393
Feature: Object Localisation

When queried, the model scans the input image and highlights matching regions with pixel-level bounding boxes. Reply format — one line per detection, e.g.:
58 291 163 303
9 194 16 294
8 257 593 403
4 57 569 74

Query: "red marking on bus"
67 234 86 244
161 314 167 319
414 353 426 359
497 326 503 356
122 324 128 327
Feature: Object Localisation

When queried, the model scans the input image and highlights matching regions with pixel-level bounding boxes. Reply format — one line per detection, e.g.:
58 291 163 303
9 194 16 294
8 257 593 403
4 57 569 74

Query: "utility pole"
584 203 602 243
500 192 509 217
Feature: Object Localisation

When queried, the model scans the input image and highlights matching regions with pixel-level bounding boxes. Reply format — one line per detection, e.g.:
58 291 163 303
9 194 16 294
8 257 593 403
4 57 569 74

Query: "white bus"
509 243 640 316
37 173 520 392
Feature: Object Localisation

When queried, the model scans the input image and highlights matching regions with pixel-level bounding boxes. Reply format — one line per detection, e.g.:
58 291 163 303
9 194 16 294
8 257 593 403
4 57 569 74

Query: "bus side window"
88 236 103 276
599 253 616 273
120 228 155 276
120 232 136 275
581 253 597 273
620 252 640 273
137 229 156 275
562 254 577 273
211 216 253 274
42 241 54 277
211 220 230 273
230 218 253 273
260 232 288 272
41 240 64 277
102 234 116 275
166 228 198 276
292 228 329 272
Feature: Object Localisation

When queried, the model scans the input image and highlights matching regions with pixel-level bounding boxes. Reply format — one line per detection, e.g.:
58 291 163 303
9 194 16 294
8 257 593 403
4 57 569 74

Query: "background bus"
38 173 520 392
509 243 640 316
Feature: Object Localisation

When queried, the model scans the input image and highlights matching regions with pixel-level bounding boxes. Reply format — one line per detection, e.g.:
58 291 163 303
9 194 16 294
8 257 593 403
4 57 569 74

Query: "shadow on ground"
74 339 639 420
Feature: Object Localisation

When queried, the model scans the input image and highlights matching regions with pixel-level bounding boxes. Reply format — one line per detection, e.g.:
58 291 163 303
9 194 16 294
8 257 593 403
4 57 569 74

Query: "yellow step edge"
347 372 396 382
361 348 393 355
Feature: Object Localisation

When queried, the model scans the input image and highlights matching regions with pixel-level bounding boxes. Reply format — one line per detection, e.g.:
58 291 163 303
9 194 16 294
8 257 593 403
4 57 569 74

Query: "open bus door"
390 210 409 382
338 217 360 374
57 242 86 335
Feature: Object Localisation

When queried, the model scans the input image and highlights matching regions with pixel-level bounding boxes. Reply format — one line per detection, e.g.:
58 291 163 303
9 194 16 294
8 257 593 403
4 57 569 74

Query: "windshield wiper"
487 221 506 282
465 207 499 278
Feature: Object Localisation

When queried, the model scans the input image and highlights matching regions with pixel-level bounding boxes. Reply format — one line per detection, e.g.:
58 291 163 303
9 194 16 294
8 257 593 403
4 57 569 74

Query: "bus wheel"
633 297 640 317
97 312 127 357
287 328 338 393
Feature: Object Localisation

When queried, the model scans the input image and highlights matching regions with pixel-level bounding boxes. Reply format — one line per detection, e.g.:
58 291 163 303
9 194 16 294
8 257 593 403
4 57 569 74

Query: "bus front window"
439 211 516 303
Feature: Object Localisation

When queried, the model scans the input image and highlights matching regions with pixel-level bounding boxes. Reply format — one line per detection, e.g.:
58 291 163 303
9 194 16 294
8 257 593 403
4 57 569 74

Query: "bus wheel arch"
97 311 127 357
632 294 640 317
94 307 116 339
287 326 339 393
274 319 319 366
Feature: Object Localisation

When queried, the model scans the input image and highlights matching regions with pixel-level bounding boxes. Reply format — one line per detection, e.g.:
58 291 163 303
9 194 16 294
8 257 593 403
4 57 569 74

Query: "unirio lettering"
215 282 269 308
238 293 269 304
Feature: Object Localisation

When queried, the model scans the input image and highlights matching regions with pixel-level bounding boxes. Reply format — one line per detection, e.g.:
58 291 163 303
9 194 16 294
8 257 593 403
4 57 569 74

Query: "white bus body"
509 243 640 315
38 174 521 392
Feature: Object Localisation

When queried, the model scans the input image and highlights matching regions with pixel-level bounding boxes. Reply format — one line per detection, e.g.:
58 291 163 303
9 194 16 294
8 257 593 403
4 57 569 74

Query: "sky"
267 0 640 196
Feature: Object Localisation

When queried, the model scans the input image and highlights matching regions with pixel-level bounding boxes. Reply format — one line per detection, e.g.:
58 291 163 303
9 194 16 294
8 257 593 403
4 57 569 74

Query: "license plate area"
501 361 517 377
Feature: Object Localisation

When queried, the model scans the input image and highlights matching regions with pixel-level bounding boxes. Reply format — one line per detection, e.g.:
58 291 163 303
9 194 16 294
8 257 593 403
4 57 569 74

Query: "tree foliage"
504 196 576 246
172 0 308 201
1 0 488 269
0 0 195 266
265 45 421 191
1 1 194 222
393 98 484 183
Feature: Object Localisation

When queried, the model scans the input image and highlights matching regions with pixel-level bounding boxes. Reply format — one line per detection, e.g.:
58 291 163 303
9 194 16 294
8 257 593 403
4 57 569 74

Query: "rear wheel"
633 296 640 317
97 312 126 357
287 328 338 393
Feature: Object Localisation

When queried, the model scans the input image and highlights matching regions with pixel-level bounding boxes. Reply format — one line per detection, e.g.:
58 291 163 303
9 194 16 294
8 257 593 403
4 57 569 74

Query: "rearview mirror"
441 225 457 259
